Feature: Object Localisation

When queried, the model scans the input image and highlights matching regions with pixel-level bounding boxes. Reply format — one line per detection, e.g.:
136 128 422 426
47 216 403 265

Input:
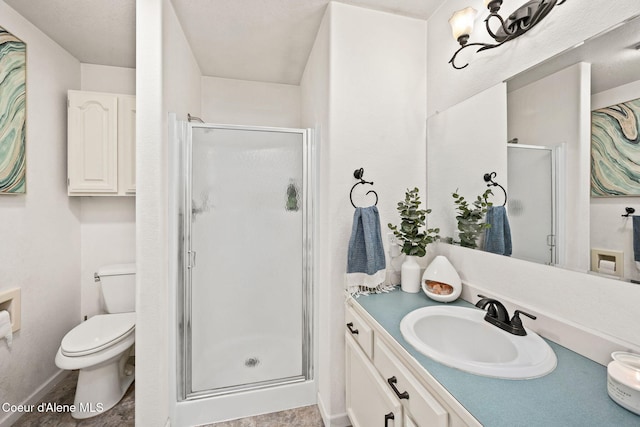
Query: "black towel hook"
484 172 507 206
350 168 378 208
622 207 636 217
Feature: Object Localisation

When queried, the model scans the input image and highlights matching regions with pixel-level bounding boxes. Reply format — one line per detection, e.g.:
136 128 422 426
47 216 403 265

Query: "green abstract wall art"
591 98 640 197
0 25 26 194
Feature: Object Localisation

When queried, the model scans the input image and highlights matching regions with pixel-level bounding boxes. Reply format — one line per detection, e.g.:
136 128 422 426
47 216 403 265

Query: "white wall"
136 0 202 425
0 3 81 426
507 63 592 271
136 0 167 425
81 63 136 95
427 0 640 116
301 5 331 424
201 76 300 127
79 64 136 319
591 79 640 281
302 3 427 424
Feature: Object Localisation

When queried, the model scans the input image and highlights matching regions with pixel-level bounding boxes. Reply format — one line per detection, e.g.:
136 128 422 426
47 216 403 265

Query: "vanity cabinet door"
346 333 403 427
404 414 418 427
374 338 448 427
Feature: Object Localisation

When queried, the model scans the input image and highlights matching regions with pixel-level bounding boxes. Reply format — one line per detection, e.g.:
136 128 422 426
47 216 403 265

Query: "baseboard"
0 369 70 427
317 392 351 427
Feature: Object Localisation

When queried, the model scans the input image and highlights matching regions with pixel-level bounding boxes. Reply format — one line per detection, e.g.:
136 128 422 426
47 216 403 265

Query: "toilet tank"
97 263 136 313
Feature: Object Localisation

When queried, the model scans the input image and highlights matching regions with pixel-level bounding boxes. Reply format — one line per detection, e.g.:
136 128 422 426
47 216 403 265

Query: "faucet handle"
510 310 537 336
512 310 536 321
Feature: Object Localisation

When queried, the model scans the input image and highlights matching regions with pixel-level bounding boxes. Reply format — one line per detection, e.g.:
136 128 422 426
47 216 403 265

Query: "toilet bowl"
55 263 136 419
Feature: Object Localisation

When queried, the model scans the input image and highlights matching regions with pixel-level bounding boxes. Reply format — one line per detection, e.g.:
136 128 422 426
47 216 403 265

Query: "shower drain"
245 357 260 368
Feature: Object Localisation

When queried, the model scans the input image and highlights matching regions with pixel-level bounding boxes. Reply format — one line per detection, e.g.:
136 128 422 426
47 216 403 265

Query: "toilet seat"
61 313 135 357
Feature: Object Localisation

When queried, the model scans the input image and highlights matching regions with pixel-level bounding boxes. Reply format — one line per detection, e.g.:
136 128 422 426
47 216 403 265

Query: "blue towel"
633 216 640 262
484 206 512 256
346 206 387 291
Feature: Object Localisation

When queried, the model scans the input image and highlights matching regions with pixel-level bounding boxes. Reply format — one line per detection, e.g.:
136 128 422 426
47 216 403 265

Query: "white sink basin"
400 306 557 379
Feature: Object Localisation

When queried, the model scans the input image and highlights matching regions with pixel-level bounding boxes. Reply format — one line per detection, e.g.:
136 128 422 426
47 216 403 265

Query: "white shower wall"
201 76 301 128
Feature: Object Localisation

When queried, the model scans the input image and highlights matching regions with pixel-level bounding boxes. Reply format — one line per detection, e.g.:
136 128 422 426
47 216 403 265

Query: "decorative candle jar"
608 351 640 415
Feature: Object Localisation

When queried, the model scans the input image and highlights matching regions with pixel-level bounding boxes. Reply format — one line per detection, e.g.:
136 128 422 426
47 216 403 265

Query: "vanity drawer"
345 306 374 359
374 338 448 427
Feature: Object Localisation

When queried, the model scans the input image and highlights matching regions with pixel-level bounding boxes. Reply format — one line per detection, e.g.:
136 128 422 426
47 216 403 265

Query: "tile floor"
11 372 325 427
204 405 324 427
12 371 134 427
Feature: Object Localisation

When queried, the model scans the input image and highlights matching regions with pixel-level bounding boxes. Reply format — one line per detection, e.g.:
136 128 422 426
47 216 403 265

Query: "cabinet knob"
384 412 395 427
387 376 410 399
346 322 359 335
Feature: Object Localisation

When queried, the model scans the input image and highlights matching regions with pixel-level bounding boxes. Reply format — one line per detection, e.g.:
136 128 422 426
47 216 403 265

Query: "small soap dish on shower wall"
422 256 462 303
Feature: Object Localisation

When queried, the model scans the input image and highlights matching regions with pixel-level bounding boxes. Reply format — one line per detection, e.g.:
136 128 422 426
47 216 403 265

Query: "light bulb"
449 7 477 45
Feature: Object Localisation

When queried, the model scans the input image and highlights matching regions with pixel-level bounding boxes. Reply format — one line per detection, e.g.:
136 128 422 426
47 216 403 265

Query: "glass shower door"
507 144 557 265
183 124 311 397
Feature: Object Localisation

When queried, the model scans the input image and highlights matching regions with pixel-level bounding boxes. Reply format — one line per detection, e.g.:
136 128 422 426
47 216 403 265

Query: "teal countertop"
353 288 640 427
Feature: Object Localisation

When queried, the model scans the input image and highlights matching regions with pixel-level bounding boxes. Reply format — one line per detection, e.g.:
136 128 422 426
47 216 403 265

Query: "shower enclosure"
174 121 315 422
507 144 560 265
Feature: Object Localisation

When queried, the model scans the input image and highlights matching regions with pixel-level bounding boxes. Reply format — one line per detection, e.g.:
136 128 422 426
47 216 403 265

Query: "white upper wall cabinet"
67 90 136 196
118 95 136 194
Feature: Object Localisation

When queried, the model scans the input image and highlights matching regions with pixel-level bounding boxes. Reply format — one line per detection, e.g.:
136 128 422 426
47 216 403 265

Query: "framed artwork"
0 25 26 194
591 97 640 197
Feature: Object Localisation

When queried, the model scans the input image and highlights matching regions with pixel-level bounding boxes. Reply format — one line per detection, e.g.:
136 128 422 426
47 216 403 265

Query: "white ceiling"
4 0 136 69
5 0 639 89
170 0 445 84
3 0 445 85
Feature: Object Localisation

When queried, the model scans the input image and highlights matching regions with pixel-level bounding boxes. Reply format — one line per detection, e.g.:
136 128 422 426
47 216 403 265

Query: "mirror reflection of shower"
507 143 562 265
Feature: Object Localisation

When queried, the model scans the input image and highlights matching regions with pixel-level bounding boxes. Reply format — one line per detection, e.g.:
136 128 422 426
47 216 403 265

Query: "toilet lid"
61 313 135 356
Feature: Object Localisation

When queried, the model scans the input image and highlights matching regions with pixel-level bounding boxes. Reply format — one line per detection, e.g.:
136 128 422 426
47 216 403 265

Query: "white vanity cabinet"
346 333 403 426
345 299 480 427
67 90 136 196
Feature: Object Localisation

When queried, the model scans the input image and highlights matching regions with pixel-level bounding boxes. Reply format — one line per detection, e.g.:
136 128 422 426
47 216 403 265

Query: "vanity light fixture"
448 0 567 69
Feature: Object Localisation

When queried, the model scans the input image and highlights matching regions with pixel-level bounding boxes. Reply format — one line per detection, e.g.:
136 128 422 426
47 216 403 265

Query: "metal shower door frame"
176 122 314 401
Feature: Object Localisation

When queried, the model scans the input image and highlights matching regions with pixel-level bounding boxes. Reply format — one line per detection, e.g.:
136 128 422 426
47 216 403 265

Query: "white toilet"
55 263 136 419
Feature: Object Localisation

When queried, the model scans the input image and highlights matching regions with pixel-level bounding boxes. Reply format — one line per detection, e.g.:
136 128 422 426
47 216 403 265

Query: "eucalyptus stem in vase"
388 188 439 293
452 188 493 249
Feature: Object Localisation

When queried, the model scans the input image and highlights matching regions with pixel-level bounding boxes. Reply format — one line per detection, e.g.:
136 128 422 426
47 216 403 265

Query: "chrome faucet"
475 294 536 336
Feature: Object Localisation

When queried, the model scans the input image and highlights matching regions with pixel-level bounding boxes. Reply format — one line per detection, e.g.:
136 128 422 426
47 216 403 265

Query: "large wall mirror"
428 14 640 282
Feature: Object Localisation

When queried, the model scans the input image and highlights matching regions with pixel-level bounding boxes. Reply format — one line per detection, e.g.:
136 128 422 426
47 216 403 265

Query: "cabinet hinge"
67 178 70 187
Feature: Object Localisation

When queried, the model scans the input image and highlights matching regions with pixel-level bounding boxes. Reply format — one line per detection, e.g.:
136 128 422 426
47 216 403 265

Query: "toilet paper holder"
0 288 21 333
590 249 624 278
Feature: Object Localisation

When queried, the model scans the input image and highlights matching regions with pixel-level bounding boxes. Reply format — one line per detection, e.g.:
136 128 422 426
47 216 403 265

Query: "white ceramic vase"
422 255 462 302
401 255 422 293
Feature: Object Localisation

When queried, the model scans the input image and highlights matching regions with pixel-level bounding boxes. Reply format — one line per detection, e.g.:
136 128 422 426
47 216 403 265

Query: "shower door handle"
187 250 197 269
546 234 556 247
